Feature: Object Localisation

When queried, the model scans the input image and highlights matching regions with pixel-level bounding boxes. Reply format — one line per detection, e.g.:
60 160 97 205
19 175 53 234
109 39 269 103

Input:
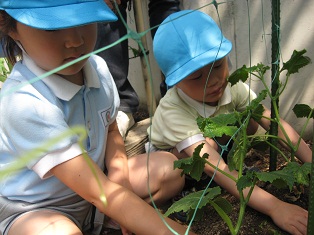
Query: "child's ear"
7 31 19 41
0 22 17 40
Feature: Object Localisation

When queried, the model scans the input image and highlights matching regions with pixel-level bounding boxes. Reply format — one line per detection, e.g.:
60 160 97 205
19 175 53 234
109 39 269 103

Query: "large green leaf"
203 123 238 139
236 169 296 191
281 162 311 186
245 163 310 191
237 172 256 191
292 104 314 119
174 143 208 181
248 90 267 121
164 187 222 217
228 63 270 86
198 113 238 138
228 65 249 86
208 198 235 231
281 49 311 76
256 170 295 190
213 197 233 215
227 134 245 172
250 136 269 151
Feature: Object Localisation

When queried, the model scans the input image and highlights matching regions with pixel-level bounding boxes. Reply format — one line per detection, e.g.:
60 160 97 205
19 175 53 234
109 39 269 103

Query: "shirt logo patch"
99 108 111 128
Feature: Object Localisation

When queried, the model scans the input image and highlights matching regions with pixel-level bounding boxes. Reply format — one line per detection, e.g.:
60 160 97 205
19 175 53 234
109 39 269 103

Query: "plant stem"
295 109 314 154
206 160 237 182
233 117 251 234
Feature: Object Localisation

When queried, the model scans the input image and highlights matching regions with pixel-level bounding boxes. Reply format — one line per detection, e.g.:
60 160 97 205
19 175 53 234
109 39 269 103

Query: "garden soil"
102 109 312 235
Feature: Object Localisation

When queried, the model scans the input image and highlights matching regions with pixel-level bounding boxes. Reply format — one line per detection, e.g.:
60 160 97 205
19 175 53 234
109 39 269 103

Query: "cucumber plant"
166 49 312 235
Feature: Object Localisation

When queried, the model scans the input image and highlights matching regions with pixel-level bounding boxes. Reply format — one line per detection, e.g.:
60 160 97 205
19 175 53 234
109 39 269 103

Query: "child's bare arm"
257 106 312 163
50 154 197 235
182 141 308 235
105 120 133 191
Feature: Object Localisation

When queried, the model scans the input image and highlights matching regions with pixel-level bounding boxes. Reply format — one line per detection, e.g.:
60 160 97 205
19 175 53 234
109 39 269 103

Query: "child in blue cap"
0 1 196 235
148 10 312 235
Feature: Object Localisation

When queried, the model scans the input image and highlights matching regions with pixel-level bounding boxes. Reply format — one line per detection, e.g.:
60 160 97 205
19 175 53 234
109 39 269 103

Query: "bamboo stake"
133 0 157 115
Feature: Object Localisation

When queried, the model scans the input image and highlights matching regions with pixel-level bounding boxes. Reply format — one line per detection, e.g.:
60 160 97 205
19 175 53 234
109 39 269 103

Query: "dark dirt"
163 141 311 235
104 109 312 235
187 146 311 235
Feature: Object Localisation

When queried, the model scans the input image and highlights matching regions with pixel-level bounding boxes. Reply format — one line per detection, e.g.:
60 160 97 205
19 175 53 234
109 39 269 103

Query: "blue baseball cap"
0 0 118 30
153 10 232 87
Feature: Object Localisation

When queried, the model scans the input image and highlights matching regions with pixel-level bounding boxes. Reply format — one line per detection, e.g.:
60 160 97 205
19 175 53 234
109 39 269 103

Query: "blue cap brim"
5 0 117 30
166 38 232 87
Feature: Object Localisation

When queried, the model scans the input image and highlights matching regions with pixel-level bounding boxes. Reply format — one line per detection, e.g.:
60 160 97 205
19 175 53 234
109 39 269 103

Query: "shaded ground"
187 146 311 235
104 109 312 234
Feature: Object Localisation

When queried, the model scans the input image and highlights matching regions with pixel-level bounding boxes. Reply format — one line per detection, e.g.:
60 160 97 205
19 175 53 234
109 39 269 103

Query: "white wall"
127 0 313 139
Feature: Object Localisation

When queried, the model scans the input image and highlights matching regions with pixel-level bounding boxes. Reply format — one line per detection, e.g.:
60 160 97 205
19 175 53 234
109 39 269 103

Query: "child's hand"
270 201 308 235
121 226 133 235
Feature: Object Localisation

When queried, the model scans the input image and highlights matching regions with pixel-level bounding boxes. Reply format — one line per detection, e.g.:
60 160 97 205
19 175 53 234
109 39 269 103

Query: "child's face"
9 22 97 83
176 57 229 106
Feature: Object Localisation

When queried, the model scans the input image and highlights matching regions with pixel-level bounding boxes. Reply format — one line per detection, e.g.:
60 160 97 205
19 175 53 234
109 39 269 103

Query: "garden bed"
106 109 312 235
188 145 311 235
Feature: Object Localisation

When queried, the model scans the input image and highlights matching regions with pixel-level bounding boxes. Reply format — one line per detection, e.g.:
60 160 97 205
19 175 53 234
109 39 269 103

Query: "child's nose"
206 76 219 87
64 27 84 48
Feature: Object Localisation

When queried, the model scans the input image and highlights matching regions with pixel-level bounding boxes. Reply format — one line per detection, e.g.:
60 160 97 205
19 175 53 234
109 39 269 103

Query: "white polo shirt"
148 82 256 152
0 54 119 202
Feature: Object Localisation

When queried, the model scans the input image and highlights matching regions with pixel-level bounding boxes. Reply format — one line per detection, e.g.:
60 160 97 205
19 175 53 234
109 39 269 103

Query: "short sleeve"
149 89 202 149
231 81 257 112
1 84 81 171
91 55 120 123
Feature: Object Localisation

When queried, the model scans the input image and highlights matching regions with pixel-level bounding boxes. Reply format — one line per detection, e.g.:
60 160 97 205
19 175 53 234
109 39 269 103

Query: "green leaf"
174 143 208 181
228 63 270 86
203 123 238 139
241 90 266 122
256 170 295 191
281 49 311 76
0 75 5 83
227 135 245 171
210 113 238 126
208 198 235 231
213 197 233 214
237 173 255 191
0 58 12 82
254 63 270 77
196 116 208 132
251 104 265 121
294 163 311 186
182 207 206 221
247 90 267 111
128 45 141 58
250 136 269 151
237 170 294 191
281 162 311 186
164 187 221 217
198 113 238 138
292 104 314 119
228 65 249 86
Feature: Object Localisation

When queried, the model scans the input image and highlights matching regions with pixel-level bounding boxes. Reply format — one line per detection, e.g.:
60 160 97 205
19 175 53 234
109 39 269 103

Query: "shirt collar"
22 52 100 101
177 84 232 117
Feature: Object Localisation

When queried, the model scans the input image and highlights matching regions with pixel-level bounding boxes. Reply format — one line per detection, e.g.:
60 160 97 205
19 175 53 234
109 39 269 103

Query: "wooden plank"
125 118 150 157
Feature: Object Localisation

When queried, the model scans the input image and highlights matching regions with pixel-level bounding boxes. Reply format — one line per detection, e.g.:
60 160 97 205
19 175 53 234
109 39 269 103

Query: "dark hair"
0 10 21 65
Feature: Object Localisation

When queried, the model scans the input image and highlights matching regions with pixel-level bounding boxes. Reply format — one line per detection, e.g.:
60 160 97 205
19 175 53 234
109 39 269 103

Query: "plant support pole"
307 120 314 234
133 0 157 115
269 0 280 171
